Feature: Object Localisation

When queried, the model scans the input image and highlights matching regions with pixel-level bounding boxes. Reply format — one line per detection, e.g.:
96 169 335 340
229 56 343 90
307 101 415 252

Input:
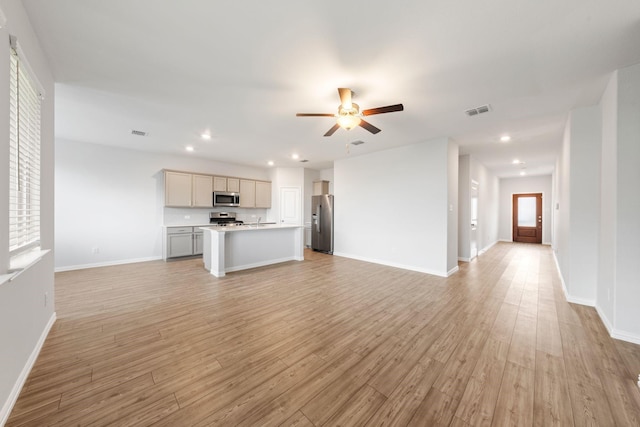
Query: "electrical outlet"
184 215 191 219
92 247 99 254
44 292 48 307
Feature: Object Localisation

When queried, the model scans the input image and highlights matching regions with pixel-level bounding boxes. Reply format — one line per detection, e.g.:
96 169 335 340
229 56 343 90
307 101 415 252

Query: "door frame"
512 192 543 243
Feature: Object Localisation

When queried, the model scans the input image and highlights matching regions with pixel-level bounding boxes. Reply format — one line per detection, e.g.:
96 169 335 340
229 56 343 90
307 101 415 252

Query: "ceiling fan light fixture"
337 114 361 130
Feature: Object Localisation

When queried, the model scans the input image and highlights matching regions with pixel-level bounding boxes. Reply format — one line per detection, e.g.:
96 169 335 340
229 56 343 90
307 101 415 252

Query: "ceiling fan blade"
338 88 353 109
324 123 341 137
359 119 381 134
296 113 335 117
362 104 404 116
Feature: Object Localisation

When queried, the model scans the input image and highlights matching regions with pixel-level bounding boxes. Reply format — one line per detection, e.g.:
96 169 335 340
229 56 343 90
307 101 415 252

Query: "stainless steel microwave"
213 191 240 207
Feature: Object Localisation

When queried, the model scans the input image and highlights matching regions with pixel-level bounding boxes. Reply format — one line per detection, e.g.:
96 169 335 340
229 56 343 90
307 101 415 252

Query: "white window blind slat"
9 46 42 256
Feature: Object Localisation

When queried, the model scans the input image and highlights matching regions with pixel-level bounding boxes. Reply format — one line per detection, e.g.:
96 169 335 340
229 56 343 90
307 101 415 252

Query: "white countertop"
164 222 278 228
200 224 302 233
163 223 210 228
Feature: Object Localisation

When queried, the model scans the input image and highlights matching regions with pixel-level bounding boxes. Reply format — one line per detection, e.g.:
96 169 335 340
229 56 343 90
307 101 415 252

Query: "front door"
512 193 542 243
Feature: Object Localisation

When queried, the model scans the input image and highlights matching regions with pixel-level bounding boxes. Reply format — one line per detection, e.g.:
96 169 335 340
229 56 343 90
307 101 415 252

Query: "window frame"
8 35 43 258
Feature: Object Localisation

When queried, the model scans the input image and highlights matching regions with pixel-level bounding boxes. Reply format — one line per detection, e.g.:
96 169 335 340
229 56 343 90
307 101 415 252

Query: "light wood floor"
7 243 640 426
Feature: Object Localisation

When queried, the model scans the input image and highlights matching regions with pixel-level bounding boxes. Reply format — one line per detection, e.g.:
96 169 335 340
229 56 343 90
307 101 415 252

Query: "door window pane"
518 197 536 226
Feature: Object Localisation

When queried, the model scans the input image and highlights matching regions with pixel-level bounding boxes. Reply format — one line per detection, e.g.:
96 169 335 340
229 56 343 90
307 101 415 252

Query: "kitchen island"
200 224 304 277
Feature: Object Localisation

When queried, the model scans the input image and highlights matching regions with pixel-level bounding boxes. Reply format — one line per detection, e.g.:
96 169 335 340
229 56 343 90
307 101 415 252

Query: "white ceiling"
22 0 640 177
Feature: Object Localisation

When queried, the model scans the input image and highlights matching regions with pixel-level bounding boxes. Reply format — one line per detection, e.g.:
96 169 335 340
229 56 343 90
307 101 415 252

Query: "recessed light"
512 159 520 164
291 154 299 160
500 135 511 142
520 170 526 176
201 133 211 140
186 146 194 152
267 161 274 166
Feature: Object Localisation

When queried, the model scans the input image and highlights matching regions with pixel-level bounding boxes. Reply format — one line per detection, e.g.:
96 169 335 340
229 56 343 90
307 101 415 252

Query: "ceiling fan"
296 88 404 137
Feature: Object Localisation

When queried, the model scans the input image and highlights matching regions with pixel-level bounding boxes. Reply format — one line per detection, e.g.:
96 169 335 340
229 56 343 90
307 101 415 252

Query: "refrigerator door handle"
316 205 321 233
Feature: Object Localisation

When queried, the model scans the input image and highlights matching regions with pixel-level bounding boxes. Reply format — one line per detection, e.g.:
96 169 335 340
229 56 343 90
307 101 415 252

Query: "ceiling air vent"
299 159 309 163
131 129 148 136
350 140 365 146
465 104 492 117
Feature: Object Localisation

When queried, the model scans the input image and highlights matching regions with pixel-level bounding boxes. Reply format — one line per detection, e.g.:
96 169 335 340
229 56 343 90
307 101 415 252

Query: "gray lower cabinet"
193 231 204 255
166 227 204 259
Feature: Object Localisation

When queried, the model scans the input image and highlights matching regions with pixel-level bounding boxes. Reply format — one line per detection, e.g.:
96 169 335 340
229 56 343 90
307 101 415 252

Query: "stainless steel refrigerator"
311 194 334 254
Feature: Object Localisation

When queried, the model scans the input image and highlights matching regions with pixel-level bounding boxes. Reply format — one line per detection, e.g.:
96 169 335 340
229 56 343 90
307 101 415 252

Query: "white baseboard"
55 256 163 272
447 265 459 277
0 312 56 426
478 240 498 255
610 329 640 345
551 251 596 306
498 239 512 243
595 304 615 335
553 253 640 345
333 252 449 278
458 257 471 262
596 304 640 345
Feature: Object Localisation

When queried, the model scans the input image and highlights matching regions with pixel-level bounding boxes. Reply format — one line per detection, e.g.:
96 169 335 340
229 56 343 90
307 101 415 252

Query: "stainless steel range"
209 212 244 226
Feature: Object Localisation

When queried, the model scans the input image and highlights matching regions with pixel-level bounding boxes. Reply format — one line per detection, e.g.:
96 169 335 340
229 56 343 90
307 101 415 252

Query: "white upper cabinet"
239 179 256 208
213 176 227 192
213 176 240 193
192 174 213 207
165 171 192 207
164 170 270 209
255 181 272 208
227 178 240 193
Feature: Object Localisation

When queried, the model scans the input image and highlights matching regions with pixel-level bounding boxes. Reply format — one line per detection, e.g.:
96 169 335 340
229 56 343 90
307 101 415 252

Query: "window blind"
9 45 42 255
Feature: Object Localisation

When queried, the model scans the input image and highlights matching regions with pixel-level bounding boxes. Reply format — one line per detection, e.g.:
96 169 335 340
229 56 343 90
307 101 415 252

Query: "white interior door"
470 180 479 259
280 187 301 225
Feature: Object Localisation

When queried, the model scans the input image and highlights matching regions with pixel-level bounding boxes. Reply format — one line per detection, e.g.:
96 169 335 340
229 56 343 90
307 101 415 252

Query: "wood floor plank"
300 337 405 425
192 354 325 426
492 361 535 427
533 351 574 427
366 358 443 426
6 244 640 427
278 410 314 427
409 387 460 426
321 384 386 427
454 338 509 426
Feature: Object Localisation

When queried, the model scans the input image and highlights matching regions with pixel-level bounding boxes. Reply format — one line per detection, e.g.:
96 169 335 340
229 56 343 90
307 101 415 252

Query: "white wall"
471 157 500 253
554 63 640 344
613 63 640 340
55 139 270 270
447 141 459 273
320 168 334 194
554 122 571 293
334 138 456 277
498 175 553 244
458 154 500 261
597 71 617 324
569 106 601 303
553 106 602 305
458 155 471 260
0 0 56 422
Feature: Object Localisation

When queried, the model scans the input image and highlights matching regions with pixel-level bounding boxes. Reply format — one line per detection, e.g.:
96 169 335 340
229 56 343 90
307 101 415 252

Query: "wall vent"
350 140 365 146
465 104 492 117
131 129 148 136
